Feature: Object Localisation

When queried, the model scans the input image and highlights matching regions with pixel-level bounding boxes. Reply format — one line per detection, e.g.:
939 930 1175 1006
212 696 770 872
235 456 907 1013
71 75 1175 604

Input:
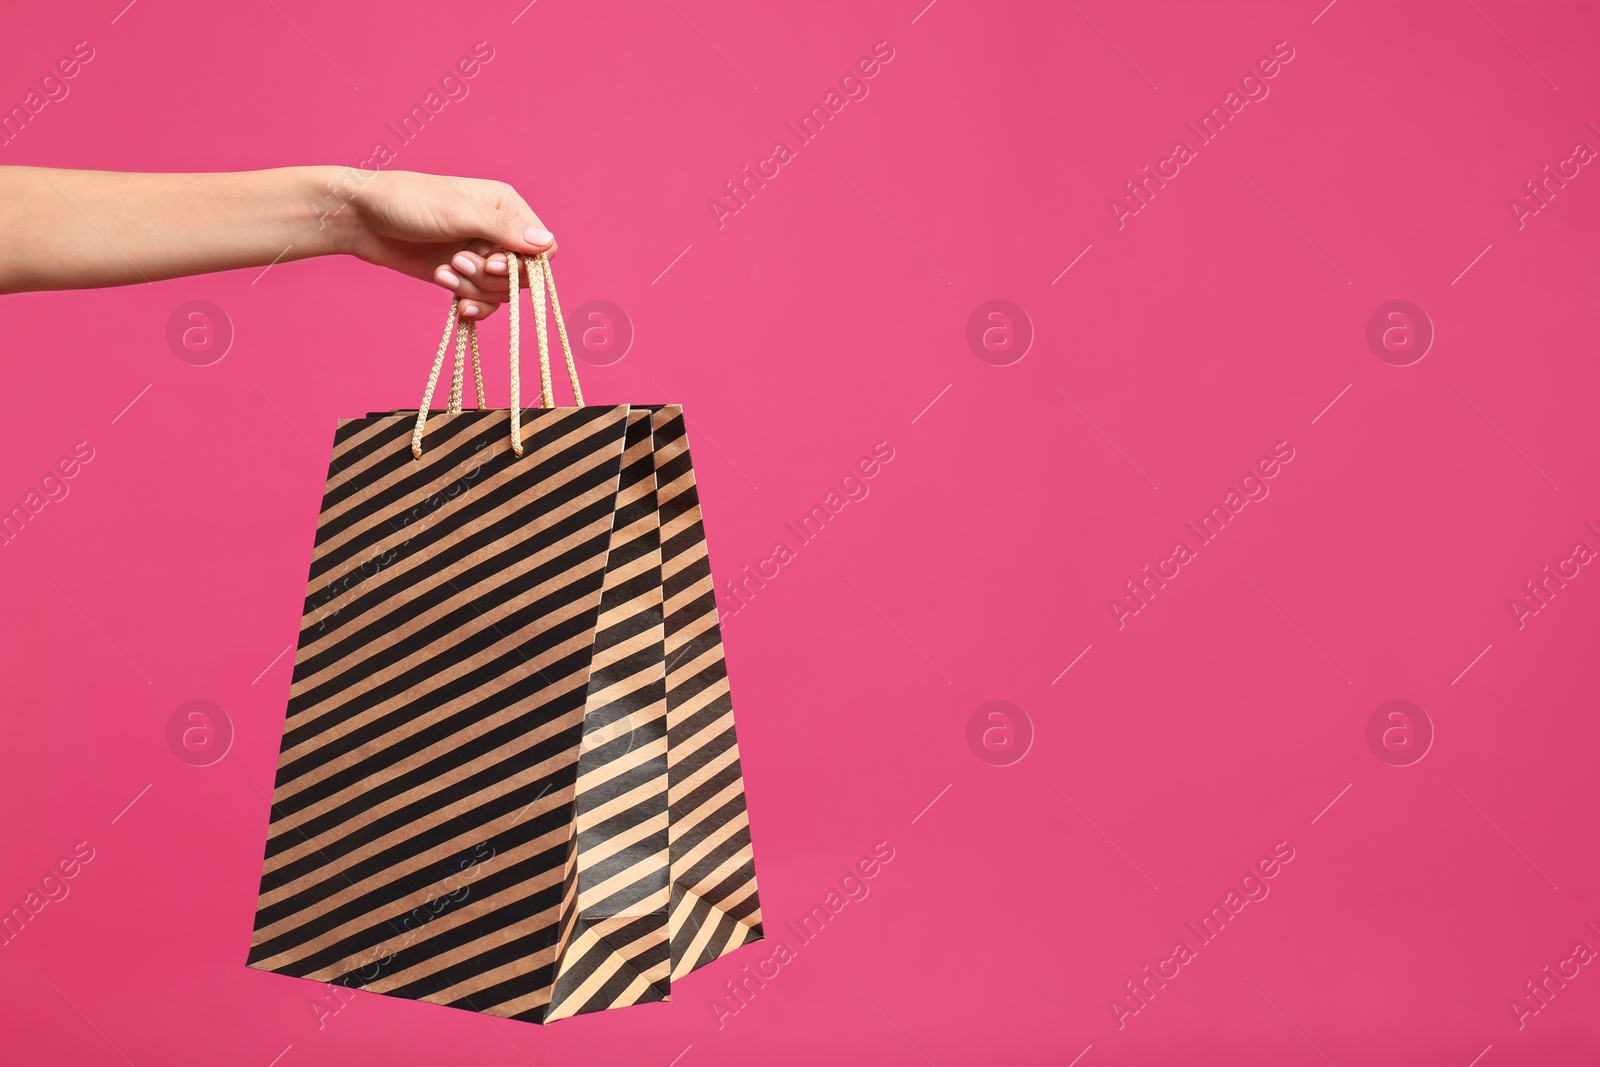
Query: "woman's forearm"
0 166 347 293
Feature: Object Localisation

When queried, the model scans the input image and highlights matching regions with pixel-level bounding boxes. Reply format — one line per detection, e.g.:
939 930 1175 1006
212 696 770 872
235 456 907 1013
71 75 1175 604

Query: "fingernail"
486 255 508 275
461 301 479 317
436 267 461 288
522 227 554 247
451 253 477 277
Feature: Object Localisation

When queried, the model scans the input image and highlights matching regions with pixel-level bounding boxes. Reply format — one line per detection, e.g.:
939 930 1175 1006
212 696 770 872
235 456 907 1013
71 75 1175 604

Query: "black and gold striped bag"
246 253 763 1023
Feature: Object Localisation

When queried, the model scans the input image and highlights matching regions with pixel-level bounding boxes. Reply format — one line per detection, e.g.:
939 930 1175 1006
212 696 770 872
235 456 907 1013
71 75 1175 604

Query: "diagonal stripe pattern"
248 402 761 1024
652 406 765 977
546 409 672 1020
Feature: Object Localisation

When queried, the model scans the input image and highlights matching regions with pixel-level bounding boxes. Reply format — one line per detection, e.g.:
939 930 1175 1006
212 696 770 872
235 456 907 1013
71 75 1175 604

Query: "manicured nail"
451 253 477 277
460 301 479 317
485 255 508 275
522 227 554 247
436 267 461 288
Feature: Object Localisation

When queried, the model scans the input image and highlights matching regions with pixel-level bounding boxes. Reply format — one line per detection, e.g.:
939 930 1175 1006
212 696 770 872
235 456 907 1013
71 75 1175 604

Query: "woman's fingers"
451 240 500 279
429 223 555 314
483 246 554 277
449 251 483 281
432 263 508 305
455 245 504 320
458 300 500 321
445 250 511 294
435 267 504 316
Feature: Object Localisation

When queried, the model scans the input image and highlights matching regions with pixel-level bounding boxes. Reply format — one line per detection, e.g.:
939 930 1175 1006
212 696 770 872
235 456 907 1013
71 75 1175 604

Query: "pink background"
3 1 1599 1064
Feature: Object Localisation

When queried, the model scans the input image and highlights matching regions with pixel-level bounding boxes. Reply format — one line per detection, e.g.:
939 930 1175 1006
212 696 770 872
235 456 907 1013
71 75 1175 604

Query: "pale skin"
0 165 554 318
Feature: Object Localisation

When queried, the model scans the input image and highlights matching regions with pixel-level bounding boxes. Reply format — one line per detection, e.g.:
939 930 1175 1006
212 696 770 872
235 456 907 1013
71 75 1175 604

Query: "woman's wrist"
288 165 362 259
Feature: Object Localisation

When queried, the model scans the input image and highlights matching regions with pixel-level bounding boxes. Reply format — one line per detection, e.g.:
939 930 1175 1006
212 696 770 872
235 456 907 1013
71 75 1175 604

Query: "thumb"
455 178 556 256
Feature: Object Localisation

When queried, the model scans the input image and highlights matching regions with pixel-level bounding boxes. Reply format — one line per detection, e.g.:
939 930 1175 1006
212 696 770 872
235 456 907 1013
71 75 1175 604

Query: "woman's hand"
0 165 555 306
338 169 556 321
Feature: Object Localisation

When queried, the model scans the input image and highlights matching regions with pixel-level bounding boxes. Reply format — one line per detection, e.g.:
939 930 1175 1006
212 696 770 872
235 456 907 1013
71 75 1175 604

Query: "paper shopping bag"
246 253 760 1023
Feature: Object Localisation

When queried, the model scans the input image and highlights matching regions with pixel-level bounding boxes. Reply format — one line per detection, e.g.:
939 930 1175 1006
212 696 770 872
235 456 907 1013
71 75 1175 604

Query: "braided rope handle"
446 318 488 414
467 318 487 408
412 300 460 458
531 254 555 409
542 257 584 407
508 250 524 455
448 321 465 414
416 251 581 459
412 304 490 457
506 251 582 456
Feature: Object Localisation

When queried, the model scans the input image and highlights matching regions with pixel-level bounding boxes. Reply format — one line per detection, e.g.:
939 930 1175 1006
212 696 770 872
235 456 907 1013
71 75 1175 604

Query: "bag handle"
411 251 584 459
507 251 584 457
448 313 487 415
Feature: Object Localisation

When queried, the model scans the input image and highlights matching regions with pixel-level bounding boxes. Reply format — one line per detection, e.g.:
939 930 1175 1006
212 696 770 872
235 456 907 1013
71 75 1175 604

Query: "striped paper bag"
246 253 762 1023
